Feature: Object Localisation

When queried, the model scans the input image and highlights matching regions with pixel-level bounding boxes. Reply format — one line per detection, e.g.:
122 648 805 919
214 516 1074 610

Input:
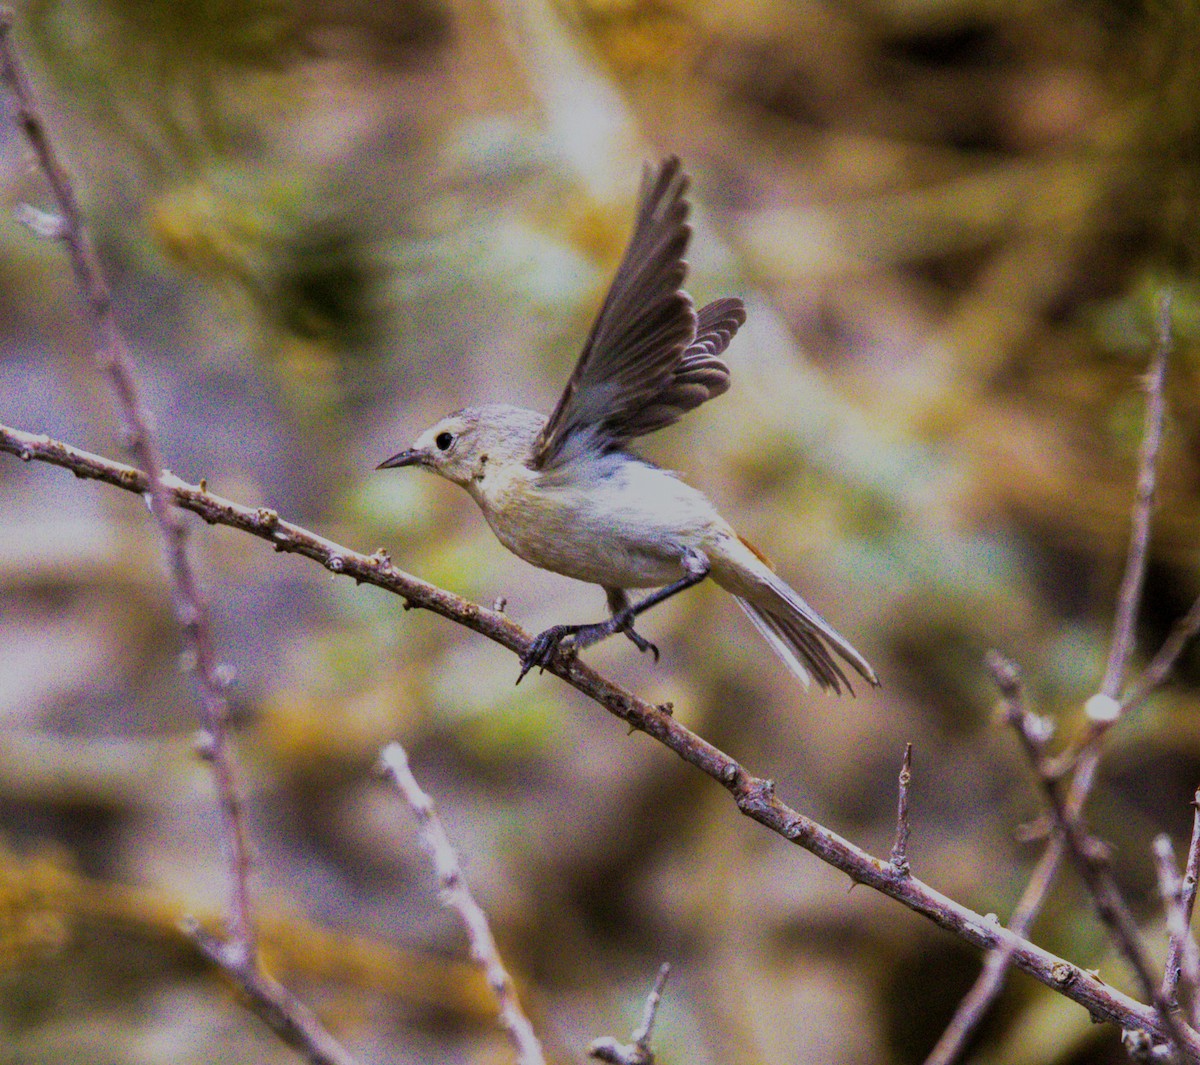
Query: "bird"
378 156 878 693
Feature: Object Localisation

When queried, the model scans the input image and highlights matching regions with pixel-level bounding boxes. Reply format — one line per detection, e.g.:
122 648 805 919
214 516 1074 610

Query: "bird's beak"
376 448 425 470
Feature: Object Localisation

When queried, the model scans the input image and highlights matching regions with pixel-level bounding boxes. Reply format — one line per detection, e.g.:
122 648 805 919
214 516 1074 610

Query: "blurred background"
1 0 1199 1062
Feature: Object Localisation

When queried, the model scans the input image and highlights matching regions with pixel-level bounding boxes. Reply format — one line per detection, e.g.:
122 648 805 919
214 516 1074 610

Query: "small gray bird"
379 157 878 693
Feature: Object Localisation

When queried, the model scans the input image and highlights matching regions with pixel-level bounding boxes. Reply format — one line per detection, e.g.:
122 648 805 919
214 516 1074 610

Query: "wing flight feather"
531 158 744 468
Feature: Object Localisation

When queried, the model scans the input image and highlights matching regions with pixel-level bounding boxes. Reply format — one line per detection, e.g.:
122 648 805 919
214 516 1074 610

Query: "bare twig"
1068 291 1174 816
890 743 914 876
631 963 670 1049
1163 791 1200 1011
1122 597 1200 717
589 963 671 1065
2 424 1195 1049
0 8 254 956
927 295 1176 1065
1101 291 1172 701
379 743 545 1065
1154 834 1200 1025
989 653 1195 1059
923 834 1066 1064
186 921 362 1065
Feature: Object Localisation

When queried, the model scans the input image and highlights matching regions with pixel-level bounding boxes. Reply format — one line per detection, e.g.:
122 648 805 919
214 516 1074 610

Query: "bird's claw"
613 608 658 662
516 625 576 684
620 624 659 662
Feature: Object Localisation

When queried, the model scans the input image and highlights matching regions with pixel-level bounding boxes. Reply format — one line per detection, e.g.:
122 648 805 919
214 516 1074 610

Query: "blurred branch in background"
380 741 545 1065
587 962 671 1065
1162 792 1200 1012
1154 830 1200 1028
989 650 1192 1057
0 2 255 952
0 12 359 1064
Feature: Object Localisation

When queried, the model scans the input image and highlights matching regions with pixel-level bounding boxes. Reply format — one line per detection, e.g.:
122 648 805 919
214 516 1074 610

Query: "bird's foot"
517 616 634 683
517 624 579 684
516 613 659 683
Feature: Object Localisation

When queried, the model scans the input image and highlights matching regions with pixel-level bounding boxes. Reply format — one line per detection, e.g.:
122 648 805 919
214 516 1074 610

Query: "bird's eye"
435 431 454 451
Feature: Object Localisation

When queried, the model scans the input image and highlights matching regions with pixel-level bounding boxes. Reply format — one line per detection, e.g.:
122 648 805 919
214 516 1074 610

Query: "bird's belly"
485 503 687 588
473 455 723 589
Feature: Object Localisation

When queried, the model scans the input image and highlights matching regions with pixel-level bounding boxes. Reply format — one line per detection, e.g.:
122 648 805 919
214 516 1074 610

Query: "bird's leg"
605 587 659 661
594 551 711 652
517 550 710 682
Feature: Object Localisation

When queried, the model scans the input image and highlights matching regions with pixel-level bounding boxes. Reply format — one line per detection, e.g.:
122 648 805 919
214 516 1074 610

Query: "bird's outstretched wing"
530 157 745 470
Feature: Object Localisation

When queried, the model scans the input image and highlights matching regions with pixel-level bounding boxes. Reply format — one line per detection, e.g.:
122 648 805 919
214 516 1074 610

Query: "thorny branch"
926 293 1182 1065
0 420 1194 1051
0 13 361 1065
380 743 546 1065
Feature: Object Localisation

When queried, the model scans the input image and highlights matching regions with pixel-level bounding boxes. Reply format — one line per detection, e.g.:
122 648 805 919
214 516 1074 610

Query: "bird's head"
377 405 545 488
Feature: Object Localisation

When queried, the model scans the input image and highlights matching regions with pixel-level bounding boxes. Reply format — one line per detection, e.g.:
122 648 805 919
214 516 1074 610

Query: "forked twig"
990 654 1194 1059
927 294 1178 1065
187 922 362 1065
1154 834 1200 1026
1163 791 1200 1012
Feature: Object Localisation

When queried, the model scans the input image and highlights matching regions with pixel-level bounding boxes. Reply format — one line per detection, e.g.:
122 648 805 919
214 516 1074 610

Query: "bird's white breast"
468 452 727 588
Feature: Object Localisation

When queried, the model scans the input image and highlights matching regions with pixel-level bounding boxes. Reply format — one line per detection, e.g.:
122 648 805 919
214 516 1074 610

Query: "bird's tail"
711 536 878 695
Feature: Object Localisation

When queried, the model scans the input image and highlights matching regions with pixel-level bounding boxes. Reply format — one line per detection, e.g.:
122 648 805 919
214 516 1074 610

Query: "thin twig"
589 963 672 1065
1164 790 1200 1011
186 921 362 1065
379 743 545 1065
923 834 1066 1064
989 653 1194 1059
632 963 671 1050
1154 834 1200 1025
926 294 1176 1065
890 743 914 876
1122 596 1200 717
2 423 1196 1050
0 8 254 956
1101 291 1172 700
